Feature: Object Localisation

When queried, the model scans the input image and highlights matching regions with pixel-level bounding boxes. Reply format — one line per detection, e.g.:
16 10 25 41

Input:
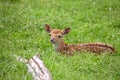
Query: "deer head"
44 24 70 44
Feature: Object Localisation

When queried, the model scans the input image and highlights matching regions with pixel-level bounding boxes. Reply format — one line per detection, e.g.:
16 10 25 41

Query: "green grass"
0 0 120 80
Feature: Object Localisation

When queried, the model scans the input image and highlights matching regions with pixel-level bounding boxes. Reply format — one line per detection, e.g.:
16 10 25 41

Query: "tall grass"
0 0 120 80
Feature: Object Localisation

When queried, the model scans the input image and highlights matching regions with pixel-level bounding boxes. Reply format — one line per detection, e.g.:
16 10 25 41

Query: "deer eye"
58 35 62 38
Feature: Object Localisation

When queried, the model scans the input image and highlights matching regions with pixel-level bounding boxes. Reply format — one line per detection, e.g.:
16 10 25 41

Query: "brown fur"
44 24 115 55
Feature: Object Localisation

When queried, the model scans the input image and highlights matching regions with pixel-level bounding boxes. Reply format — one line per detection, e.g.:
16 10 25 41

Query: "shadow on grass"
112 22 120 28
0 0 20 3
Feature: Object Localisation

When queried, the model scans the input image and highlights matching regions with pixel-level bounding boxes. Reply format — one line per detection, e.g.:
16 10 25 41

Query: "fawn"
44 24 115 55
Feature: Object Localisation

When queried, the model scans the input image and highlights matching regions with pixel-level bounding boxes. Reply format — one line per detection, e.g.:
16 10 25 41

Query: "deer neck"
53 39 67 52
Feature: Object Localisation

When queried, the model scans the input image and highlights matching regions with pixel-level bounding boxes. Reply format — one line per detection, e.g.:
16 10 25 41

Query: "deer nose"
50 39 55 42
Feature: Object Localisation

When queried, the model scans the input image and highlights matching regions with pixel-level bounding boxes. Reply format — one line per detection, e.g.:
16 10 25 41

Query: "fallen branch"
16 54 52 80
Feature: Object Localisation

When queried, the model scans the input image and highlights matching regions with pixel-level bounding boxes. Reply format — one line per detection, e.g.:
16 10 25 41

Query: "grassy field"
0 0 120 80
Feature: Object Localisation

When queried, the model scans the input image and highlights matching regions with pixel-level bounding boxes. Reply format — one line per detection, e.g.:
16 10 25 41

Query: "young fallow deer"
44 24 115 55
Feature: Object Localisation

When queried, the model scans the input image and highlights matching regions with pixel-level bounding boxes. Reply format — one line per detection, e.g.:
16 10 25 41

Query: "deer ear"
44 24 52 33
62 28 71 35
